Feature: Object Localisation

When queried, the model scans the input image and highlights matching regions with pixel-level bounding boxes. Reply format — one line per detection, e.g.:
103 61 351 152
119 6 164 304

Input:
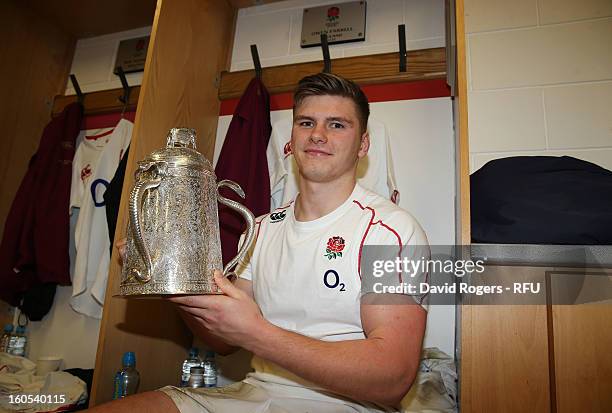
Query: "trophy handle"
128 163 164 283
217 180 256 278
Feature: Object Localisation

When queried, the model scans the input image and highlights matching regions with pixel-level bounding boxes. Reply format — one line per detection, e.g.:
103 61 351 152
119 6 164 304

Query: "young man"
104 73 429 413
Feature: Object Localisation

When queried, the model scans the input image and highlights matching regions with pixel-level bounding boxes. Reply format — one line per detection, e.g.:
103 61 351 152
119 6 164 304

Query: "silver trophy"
119 128 255 296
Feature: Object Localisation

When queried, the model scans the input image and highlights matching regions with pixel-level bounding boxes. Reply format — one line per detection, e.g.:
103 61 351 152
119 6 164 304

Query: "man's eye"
330 122 345 129
299 121 313 127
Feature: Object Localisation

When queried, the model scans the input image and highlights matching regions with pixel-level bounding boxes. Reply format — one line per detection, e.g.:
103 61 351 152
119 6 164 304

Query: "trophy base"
117 281 222 297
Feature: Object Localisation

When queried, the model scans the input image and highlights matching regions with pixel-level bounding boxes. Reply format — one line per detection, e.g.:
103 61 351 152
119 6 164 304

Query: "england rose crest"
327 6 340 22
324 236 345 260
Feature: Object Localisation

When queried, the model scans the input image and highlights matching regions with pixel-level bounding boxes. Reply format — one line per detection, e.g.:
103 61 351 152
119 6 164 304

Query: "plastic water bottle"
112 371 123 400
8 326 27 357
0 324 13 352
202 351 217 388
113 352 140 399
180 347 202 387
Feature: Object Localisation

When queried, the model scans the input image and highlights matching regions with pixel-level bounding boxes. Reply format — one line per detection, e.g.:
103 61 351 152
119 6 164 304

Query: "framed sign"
114 36 150 73
300 1 367 48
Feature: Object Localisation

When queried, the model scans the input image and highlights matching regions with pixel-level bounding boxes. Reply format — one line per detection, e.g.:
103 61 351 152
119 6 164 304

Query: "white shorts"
158 372 395 413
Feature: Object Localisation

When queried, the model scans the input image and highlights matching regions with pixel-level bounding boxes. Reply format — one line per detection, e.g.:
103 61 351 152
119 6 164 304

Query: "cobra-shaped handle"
129 169 163 283
217 180 256 278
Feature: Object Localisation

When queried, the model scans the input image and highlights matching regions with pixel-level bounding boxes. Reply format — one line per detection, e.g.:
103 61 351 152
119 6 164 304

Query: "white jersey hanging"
70 119 133 318
267 118 399 211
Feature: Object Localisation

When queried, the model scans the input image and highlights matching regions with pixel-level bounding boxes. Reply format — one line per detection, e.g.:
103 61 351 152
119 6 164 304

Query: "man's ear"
358 131 370 158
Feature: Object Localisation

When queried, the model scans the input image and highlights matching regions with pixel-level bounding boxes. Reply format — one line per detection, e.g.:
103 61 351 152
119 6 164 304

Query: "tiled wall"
230 0 445 71
464 0 612 172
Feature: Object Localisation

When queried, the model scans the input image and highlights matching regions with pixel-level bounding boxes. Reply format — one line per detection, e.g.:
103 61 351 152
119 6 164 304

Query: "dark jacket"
0 103 82 306
215 77 272 266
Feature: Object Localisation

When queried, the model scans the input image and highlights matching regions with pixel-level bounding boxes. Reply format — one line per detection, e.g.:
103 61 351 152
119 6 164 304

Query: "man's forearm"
243 322 416 407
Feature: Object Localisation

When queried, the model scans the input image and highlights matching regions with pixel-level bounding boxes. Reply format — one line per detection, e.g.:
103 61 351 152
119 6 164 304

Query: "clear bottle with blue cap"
113 351 140 399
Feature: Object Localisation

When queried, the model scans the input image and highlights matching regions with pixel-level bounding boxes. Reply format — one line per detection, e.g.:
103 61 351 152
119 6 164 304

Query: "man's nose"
309 124 327 144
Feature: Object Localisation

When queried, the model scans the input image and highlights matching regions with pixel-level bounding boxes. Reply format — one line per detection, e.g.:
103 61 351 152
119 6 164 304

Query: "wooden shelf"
219 47 446 100
52 86 140 117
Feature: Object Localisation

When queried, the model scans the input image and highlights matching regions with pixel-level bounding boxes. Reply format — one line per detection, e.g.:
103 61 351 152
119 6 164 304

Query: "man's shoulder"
352 186 416 224
352 186 427 245
255 202 293 225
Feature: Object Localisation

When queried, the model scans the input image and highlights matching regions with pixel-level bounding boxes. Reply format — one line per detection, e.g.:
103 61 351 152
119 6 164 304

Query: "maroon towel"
0 103 82 306
215 78 271 266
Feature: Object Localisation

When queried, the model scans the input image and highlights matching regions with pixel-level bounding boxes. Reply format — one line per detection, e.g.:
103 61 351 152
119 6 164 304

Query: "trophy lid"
141 128 214 173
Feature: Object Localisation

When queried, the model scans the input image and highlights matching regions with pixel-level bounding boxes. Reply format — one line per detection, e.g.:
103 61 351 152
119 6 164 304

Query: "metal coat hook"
250 44 262 79
114 66 131 104
398 24 407 72
320 33 331 73
69 74 84 105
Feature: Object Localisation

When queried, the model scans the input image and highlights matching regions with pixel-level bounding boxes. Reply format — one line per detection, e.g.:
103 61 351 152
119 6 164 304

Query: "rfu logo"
270 210 286 223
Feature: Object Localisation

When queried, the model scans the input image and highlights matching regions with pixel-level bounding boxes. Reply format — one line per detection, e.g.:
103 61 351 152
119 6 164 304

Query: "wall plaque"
301 1 367 48
114 36 150 73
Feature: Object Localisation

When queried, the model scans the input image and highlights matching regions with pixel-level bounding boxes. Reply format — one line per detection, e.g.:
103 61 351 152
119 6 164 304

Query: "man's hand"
167 271 267 348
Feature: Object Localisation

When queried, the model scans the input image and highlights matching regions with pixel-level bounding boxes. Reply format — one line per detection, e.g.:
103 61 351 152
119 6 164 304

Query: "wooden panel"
460 266 551 413
0 1 75 241
551 270 612 413
29 0 156 38
90 0 234 406
455 0 470 245
0 302 14 328
52 86 141 117
219 47 447 100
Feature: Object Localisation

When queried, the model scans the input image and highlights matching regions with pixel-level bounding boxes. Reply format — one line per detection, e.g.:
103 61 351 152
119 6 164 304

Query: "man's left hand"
167 270 266 348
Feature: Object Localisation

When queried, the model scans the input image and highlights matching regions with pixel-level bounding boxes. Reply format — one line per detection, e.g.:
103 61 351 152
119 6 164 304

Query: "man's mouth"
304 148 332 156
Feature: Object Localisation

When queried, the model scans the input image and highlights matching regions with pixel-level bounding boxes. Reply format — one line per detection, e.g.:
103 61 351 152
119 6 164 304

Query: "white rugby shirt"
236 183 429 388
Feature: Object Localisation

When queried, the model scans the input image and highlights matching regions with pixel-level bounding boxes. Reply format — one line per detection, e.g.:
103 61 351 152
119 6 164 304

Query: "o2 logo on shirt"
323 269 346 291
90 179 109 207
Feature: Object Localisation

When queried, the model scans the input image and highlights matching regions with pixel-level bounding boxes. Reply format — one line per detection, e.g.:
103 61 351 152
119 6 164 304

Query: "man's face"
291 95 369 184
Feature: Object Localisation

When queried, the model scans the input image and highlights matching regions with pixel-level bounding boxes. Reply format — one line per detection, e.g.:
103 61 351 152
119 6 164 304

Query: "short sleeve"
359 213 430 311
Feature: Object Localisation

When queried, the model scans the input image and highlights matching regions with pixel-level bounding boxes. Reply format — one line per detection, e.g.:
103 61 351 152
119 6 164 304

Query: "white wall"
464 0 612 172
65 26 151 95
231 0 445 71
